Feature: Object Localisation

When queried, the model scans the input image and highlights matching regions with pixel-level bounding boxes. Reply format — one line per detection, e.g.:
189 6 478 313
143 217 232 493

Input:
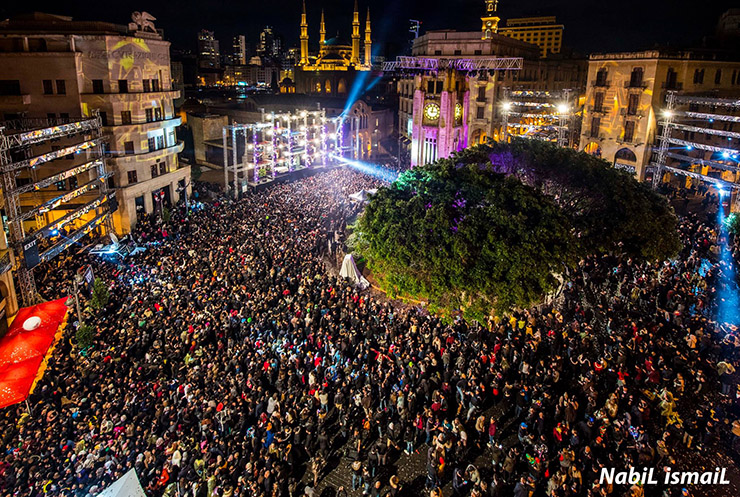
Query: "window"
627 94 639 115
593 92 604 113
665 68 678 89
55 180 66 190
151 164 159 178
435 81 443 93
143 79 151 92
59 113 69 121
623 120 636 143
43 79 53 95
590 117 601 138
92 80 104 94
121 110 132 125
716 69 722 85
476 106 485 119
159 162 168 175
124 141 135 155
477 86 486 102
474 50 482 55
99 111 108 126
453 49 462 55
693 68 705 85
154 107 163 120
152 79 160 91
629 67 643 87
434 50 442 55
148 137 156 151
595 69 608 86
427 81 434 94
55 80 66 95
156 136 164 150
118 79 128 93
127 170 138 184
68 176 78 189
145 108 154 123
0 80 21 96
47 113 56 120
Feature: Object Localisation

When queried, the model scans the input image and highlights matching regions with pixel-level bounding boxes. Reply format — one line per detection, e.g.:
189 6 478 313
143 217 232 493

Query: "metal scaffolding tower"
501 89 577 147
222 109 336 199
0 113 114 306
651 92 740 201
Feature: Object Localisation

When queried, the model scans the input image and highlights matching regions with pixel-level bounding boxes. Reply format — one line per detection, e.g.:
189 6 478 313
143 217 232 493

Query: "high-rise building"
499 16 564 58
198 29 220 69
232 35 247 65
394 1 586 167
259 26 275 57
0 12 191 233
580 50 740 179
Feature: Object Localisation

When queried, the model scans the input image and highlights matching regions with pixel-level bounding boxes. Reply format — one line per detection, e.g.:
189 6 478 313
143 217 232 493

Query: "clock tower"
481 0 500 40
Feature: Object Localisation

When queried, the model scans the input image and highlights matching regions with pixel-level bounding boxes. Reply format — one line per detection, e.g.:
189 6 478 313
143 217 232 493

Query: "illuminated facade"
580 50 740 179
499 17 564 58
396 1 586 167
294 0 372 95
0 12 191 233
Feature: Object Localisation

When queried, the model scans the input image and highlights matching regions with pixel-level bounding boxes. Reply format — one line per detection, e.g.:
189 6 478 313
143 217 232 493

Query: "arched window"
315 81 322 93
325 79 332 94
337 79 347 94
615 147 637 162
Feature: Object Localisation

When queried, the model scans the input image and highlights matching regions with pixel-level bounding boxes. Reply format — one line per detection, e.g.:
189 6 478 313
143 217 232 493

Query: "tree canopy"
355 139 680 321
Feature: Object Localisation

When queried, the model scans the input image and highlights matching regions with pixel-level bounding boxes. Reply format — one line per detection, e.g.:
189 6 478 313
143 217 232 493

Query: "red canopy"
0 298 69 409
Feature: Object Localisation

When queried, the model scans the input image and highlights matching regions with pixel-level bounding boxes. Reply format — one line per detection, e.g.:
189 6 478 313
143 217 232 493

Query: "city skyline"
0 0 737 57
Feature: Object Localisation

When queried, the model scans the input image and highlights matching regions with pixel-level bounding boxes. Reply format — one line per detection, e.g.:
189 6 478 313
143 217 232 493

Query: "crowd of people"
0 167 739 497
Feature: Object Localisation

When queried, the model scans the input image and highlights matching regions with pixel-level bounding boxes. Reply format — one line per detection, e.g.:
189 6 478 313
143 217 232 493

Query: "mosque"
293 0 373 95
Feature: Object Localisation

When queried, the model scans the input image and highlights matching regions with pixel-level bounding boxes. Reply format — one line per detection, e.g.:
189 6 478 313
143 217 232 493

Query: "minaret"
351 0 360 65
364 7 372 68
320 9 326 45
300 0 309 65
481 0 500 40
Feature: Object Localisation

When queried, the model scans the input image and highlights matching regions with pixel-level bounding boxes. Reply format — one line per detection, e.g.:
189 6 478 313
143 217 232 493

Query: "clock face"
455 103 463 120
424 103 440 121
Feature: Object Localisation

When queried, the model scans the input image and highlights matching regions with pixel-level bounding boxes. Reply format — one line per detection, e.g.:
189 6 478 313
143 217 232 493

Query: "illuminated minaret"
364 7 372 67
320 9 326 45
300 0 309 65
481 0 500 40
351 0 360 65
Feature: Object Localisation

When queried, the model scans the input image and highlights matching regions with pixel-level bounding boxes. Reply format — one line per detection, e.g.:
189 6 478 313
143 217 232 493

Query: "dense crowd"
1 167 739 497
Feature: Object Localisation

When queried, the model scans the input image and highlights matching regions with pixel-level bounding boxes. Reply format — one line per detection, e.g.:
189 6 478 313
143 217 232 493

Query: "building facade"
0 12 191 233
396 2 586 167
499 17 564 58
579 50 740 179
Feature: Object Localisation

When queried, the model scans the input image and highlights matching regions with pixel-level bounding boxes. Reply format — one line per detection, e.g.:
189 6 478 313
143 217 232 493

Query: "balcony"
81 88 180 97
104 116 182 132
588 105 607 114
107 141 184 164
591 80 610 87
0 94 31 106
619 109 644 118
661 81 683 90
624 81 648 89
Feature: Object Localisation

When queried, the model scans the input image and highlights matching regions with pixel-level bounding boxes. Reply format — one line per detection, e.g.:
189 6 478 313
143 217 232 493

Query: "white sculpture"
128 12 157 33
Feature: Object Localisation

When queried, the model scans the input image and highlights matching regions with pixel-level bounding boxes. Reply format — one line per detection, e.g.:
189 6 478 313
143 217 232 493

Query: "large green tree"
357 156 578 320
355 140 680 320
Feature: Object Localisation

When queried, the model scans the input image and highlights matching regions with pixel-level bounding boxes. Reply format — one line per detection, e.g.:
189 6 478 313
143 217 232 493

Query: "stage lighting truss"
382 56 523 74
0 112 113 306
222 109 335 196
501 88 576 148
651 92 740 201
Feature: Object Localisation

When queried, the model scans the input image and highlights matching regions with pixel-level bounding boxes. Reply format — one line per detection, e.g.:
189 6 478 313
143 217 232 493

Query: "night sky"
1 0 737 57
